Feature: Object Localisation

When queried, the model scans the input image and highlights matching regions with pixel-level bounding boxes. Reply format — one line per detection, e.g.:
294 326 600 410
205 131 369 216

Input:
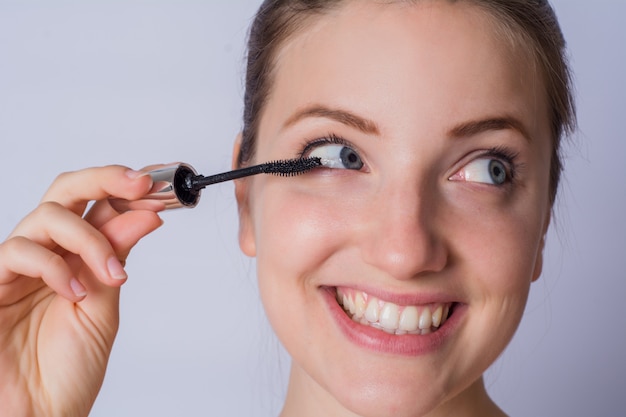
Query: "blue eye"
453 158 509 185
450 147 518 186
308 143 364 170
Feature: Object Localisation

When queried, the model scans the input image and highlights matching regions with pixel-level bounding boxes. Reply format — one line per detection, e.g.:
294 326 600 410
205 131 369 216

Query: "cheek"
252 176 363 276
453 201 542 342
447 155 550 295
458 204 540 294
256 191 338 273
250 178 358 331
437 204 543 383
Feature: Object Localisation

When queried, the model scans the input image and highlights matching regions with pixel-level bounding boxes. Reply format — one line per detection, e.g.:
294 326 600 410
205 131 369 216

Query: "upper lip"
326 284 461 307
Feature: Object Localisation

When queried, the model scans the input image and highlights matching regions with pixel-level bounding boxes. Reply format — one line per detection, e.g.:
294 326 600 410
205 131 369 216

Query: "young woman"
0 1 575 416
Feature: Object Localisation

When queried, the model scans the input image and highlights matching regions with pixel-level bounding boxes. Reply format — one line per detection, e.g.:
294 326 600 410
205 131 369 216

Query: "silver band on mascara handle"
108 163 201 212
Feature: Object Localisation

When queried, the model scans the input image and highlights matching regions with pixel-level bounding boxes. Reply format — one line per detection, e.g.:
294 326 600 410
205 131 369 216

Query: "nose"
359 181 448 280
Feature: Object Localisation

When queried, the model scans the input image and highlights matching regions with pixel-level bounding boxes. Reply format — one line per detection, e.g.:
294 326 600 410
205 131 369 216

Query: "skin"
235 2 552 417
0 2 553 417
0 167 161 417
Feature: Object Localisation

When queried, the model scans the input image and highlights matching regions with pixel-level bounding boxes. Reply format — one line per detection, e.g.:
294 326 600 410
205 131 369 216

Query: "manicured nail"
125 169 148 180
107 257 128 280
70 278 87 298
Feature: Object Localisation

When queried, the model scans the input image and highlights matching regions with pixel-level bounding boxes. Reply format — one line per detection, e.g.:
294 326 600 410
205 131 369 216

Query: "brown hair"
238 0 576 204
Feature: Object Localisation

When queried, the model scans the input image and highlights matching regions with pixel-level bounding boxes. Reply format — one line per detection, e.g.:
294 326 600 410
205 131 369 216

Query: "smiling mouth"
335 287 454 335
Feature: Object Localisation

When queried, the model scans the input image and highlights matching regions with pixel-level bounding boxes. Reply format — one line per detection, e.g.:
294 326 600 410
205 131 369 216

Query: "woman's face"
236 2 551 416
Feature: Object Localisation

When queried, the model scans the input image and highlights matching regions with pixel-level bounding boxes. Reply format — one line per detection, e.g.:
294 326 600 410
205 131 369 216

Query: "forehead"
260 1 547 143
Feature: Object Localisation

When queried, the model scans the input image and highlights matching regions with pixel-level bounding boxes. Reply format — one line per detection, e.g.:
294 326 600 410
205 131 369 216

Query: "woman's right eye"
307 143 364 170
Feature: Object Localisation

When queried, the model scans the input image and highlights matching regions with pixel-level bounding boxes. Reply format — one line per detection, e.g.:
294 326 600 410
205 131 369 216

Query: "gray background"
0 1 624 416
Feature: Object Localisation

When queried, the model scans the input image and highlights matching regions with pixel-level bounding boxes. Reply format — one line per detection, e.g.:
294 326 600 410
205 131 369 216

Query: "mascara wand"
187 157 322 191
108 157 322 212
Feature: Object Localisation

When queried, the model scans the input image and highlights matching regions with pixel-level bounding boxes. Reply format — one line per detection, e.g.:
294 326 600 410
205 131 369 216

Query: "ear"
531 209 551 282
232 133 256 257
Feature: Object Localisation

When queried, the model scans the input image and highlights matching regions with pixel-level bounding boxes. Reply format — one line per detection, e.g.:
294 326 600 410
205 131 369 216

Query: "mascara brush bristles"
188 157 322 191
261 157 322 176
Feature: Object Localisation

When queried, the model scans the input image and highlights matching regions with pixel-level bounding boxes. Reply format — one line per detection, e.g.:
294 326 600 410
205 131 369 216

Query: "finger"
0 236 86 302
100 209 164 261
84 163 183 226
74 210 163 315
83 199 126 230
41 165 153 215
66 209 163 299
11 202 127 285
104 163 183 215
84 166 175 228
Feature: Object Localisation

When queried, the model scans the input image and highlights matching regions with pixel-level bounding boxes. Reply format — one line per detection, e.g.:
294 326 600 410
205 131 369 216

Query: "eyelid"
483 146 519 182
299 133 353 158
449 146 520 185
298 133 367 172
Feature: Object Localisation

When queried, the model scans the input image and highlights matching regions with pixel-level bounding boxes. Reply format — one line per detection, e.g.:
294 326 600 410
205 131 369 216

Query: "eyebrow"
283 105 380 135
448 116 531 142
283 106 530 142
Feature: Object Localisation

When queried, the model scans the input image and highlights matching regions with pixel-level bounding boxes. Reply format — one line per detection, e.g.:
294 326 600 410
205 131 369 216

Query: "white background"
1 1 624 416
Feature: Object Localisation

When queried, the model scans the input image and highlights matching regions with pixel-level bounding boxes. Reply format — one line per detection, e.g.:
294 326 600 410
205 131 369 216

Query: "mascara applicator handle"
108 163 201 212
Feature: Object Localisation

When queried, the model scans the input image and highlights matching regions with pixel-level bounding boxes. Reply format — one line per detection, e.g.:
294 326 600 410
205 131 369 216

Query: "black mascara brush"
108 157 322 212
187 157 322 190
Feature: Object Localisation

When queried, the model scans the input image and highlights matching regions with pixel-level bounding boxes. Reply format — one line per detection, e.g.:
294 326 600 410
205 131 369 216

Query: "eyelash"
297 134 521 186
299 133 353 158
476 145 521 185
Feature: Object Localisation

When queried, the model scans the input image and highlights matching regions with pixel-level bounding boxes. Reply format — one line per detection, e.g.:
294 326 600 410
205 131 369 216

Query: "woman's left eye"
451 158 510 185
307 143 364 170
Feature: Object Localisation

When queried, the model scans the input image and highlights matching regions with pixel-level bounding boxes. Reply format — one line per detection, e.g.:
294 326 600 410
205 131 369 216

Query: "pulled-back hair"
238 0 576 204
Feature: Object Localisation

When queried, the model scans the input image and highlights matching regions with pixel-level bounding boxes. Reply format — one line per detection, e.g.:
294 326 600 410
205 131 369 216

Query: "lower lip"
321 286 464 356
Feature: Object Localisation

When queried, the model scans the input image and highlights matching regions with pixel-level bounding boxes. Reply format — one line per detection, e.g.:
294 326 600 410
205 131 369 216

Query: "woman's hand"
0 166 163 417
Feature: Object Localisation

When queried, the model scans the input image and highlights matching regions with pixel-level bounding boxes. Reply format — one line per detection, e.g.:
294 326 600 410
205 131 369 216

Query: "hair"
238 0 576 204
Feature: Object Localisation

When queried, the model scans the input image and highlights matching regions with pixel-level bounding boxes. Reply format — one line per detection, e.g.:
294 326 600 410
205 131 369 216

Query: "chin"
332 379 447 417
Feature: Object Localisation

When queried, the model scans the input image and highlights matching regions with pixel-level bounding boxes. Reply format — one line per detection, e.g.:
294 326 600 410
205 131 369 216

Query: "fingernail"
107 257 128 280
125 169 150 180
70 278 87 298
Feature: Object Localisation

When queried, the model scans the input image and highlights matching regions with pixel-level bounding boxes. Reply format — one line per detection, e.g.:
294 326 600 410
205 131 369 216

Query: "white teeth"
382 326 396 335
398 306 419 332
379 303 400 330
354 292 366 319
348 296 356 315
432 305 443 328
364 297 380 323
419 306 432 330
337 288 452 335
